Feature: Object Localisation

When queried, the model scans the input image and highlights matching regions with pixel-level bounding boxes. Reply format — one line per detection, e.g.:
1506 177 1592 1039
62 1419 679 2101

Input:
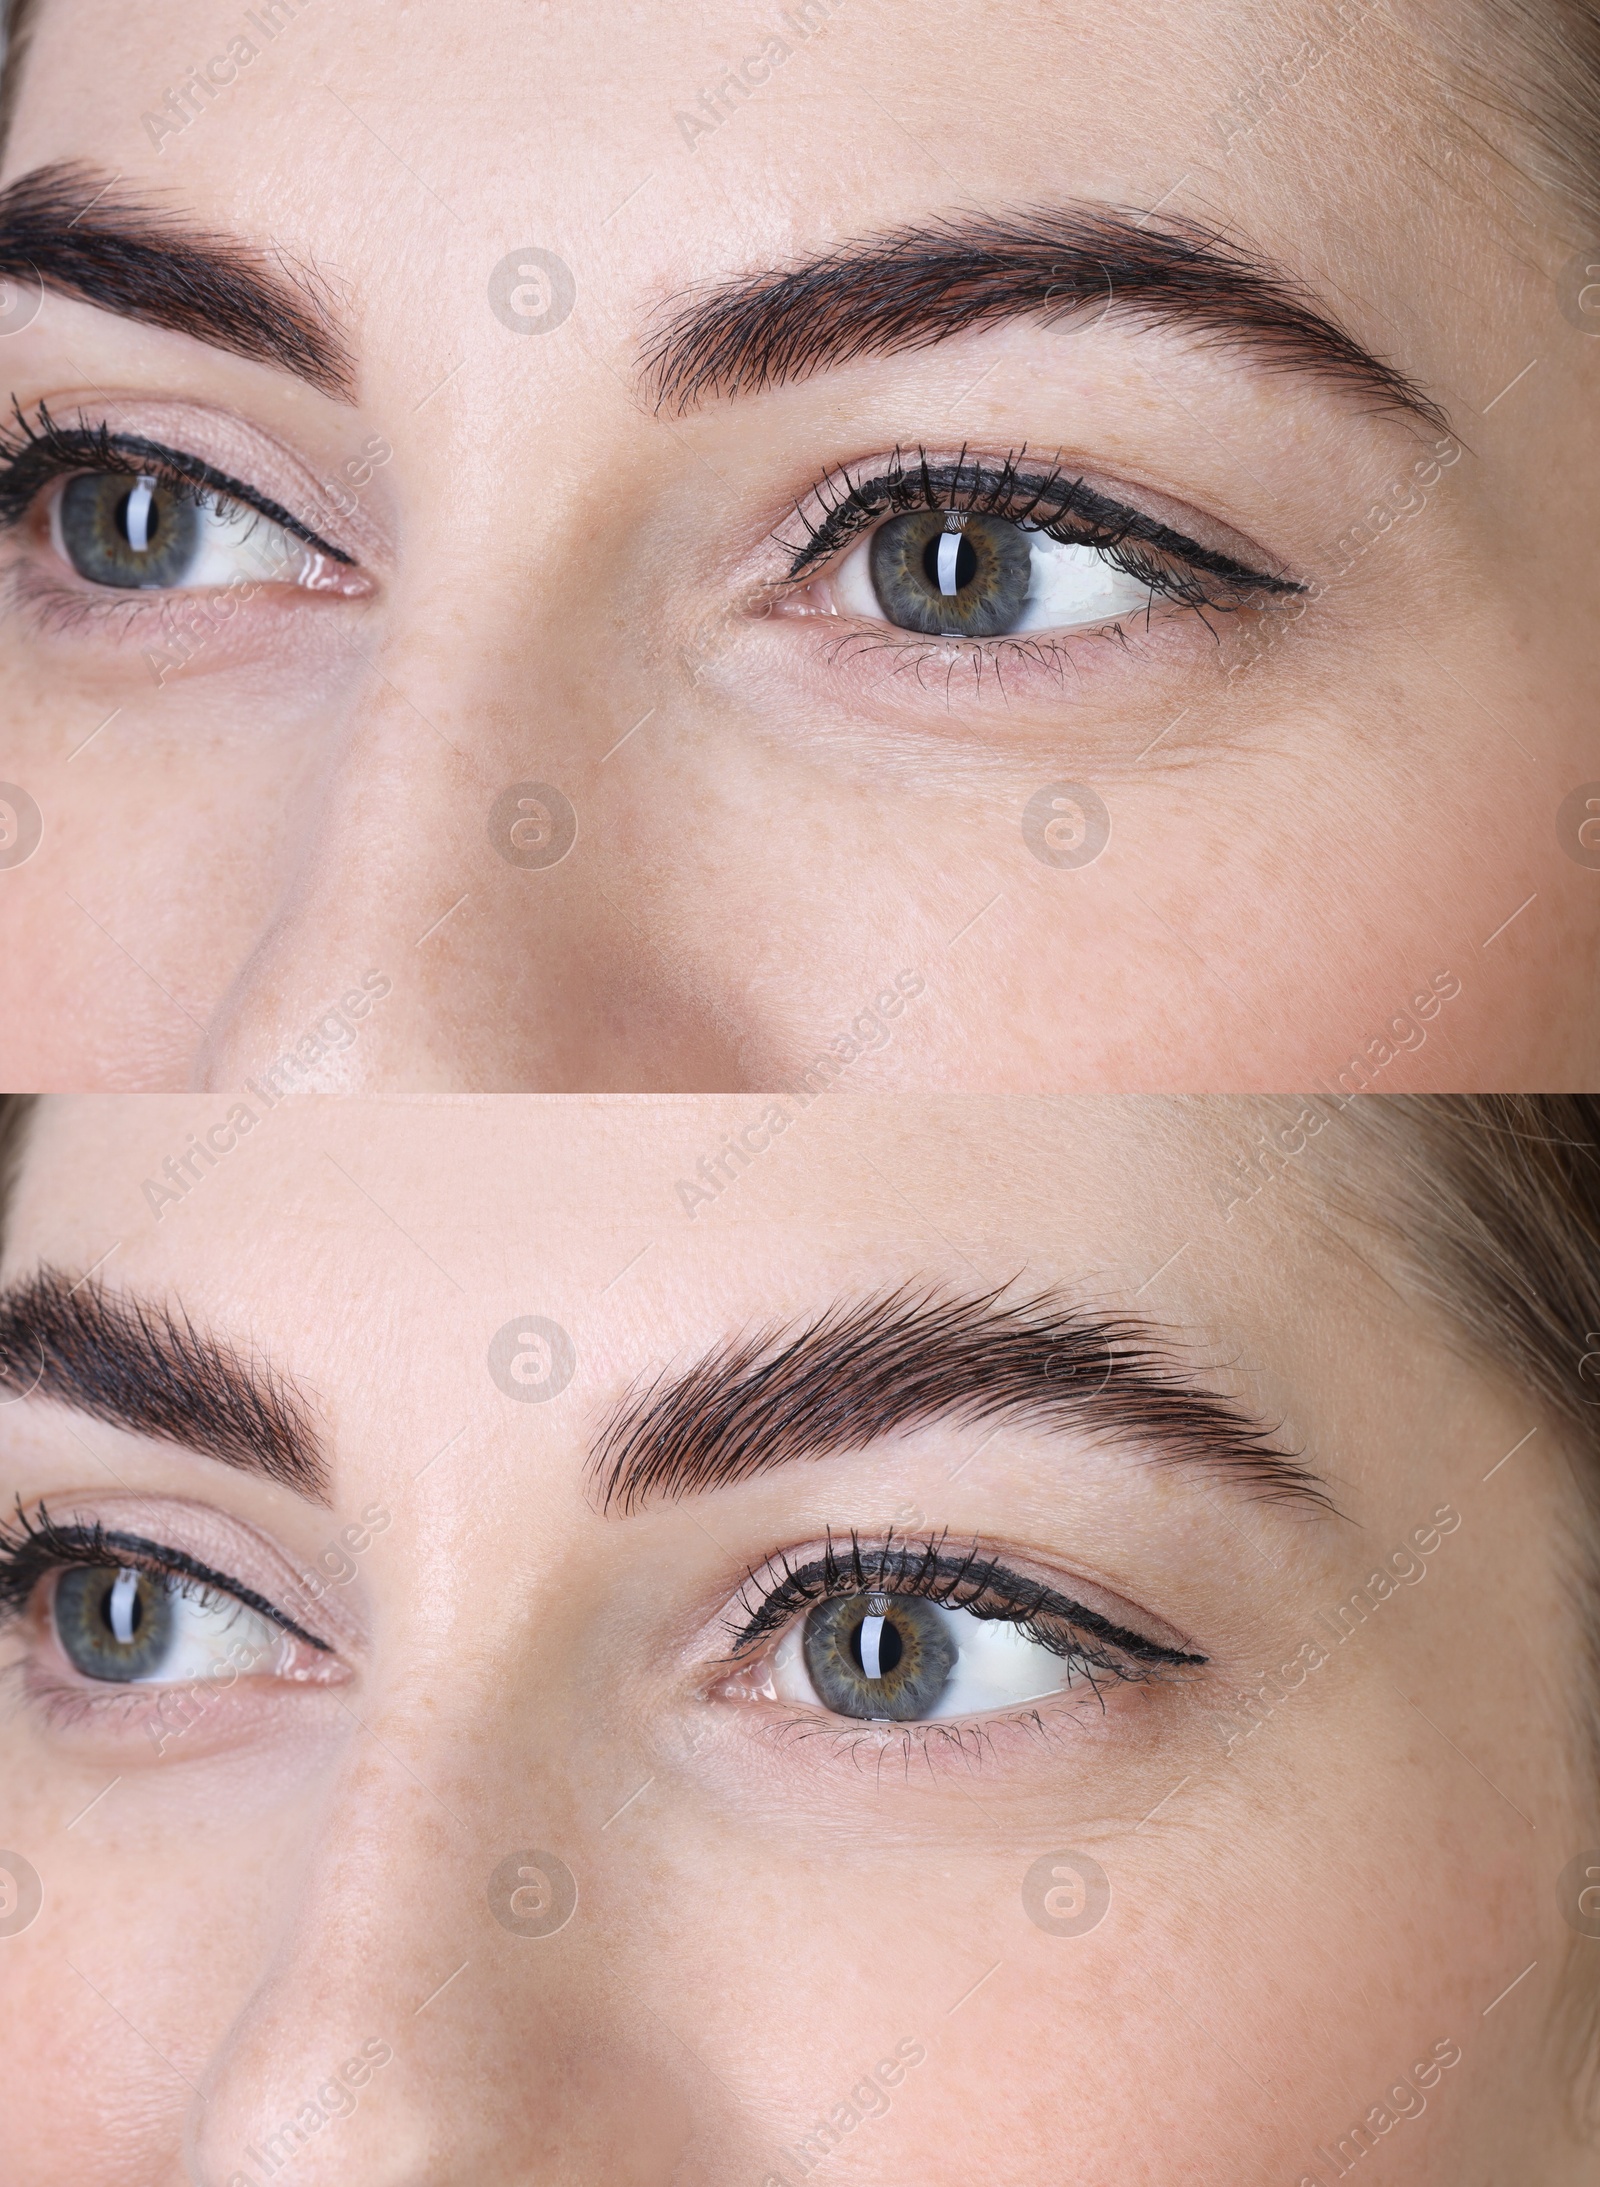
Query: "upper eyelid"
0 1513 330 1652
95 1528 332 1650
0 408 356 565
726 1543 1204 1666
776 453 1303 595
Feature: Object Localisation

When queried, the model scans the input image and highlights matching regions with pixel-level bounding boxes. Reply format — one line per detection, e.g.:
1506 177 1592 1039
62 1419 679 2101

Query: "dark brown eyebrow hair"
0 1265 330 1503
0 160 356 400
643 204 1448 434
591 1284 1336 1518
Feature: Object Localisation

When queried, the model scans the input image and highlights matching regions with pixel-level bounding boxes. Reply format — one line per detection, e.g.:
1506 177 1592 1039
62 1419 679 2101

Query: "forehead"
1 1095 1373 1368
3 0 1475 356
2 1098 1498 1547
8 1092 1204 1261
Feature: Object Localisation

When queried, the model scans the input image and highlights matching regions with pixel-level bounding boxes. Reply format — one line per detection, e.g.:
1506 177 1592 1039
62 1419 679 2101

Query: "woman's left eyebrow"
642 200 1449 435
0 159 356 400
590 1281 1338 1518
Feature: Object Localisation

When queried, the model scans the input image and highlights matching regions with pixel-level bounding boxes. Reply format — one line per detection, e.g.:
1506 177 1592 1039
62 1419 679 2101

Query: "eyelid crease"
0 1501 332 1653
776 444 1303 597
0 398 357 564
723 1529 1207 1670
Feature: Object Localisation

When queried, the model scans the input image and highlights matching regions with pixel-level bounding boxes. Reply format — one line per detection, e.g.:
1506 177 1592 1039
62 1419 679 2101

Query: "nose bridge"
188 615 746 1093
188 645 524 1091
185 1739 693 2187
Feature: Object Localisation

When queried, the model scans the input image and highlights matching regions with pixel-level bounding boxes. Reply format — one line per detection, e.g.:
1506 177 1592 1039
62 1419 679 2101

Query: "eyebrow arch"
0 1265 330 1504
643 203 1448 434
0 160 356 401
591 1284 1335 1518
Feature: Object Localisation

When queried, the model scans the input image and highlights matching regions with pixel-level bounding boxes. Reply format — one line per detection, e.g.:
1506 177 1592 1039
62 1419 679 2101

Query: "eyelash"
0 398 352 565
723 1528 1205 1701
0 1499 327 1652
776 443 1302 620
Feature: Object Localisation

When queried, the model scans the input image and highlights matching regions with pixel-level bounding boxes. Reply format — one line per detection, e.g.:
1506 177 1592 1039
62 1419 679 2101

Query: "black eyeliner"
0 399 355 564
726 1530 1206 1670
778 444 1303 601
0 1503 331 1652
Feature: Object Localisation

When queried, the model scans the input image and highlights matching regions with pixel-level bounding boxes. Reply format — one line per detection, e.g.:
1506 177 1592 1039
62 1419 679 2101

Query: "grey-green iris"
59 474 201 589
867 509 1035 637
802 1592 959 1720
54 1566 176 1682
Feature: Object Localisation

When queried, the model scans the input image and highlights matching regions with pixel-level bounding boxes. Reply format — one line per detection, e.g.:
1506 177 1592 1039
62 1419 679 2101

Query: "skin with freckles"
0 0 1595 1091
0 1093 1588 2184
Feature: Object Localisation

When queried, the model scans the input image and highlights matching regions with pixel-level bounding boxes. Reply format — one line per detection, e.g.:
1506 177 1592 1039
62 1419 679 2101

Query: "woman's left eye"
51 1564 287 1684
825 509 1158 639
51 473 317 592
770 1590 1092 1723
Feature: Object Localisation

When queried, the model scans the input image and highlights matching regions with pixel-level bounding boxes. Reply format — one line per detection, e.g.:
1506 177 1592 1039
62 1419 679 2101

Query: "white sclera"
1009 528 1157 632
771 1600 1087 1721
833 520 1157 635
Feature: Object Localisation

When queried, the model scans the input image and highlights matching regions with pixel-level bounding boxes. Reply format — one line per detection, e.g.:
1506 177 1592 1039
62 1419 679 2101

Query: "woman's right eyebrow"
0 158 356 400
0 1262 330 1503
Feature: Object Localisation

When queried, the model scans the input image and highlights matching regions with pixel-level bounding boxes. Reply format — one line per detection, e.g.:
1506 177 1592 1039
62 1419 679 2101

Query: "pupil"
100 1580 142 1637
116 487 159 548
922 529 976 592
853 1613 904 1676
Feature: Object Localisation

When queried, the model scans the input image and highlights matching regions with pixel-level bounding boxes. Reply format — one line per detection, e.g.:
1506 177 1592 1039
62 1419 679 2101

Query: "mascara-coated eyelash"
724 1529 1206 1678
776 444 1303 614
0 1499 329 1651
0 398 354 564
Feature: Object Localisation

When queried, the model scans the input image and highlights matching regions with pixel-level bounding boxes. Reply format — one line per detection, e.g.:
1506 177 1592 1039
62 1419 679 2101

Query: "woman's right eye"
51 1564 289 1684
50 473 321 592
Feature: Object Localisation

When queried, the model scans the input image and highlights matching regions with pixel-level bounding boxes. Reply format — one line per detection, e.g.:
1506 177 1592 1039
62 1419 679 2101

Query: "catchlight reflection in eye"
52 473 316 591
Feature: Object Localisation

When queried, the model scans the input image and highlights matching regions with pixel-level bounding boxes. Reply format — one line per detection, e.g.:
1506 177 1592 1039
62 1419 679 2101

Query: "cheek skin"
624 1769 1520 2184
0 1642 1553 2186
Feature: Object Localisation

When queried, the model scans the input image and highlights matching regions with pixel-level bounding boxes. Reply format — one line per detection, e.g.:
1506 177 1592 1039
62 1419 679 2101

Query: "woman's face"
0 0 1595 1091
0 1095 1582 2182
